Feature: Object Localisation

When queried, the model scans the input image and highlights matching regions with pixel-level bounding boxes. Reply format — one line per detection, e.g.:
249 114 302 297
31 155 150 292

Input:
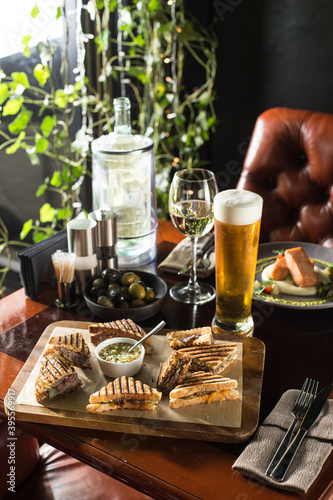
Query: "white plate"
253 242 333 309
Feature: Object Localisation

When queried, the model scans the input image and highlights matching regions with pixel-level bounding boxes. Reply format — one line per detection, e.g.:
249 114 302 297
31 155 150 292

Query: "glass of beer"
212 189 263 337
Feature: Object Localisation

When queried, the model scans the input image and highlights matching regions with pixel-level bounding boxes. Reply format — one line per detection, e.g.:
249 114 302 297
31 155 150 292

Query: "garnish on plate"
317 265 333 298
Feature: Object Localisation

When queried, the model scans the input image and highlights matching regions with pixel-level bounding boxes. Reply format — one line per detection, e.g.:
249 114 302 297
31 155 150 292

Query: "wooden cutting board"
5 321 265 443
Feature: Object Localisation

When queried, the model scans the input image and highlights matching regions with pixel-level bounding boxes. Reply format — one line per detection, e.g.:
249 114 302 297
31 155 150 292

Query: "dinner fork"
265 378 318 477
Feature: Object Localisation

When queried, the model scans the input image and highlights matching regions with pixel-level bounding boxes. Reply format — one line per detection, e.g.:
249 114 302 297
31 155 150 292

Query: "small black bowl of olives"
83 269 168 322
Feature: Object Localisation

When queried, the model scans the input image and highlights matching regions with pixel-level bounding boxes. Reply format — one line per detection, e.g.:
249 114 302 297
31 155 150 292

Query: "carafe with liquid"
91 97 157 267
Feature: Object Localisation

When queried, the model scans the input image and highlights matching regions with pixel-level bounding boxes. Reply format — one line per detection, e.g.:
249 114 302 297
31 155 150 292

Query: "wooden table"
0 220 332 500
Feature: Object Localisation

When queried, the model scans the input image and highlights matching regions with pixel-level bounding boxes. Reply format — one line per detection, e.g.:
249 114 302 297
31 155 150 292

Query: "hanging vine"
0 0 217 238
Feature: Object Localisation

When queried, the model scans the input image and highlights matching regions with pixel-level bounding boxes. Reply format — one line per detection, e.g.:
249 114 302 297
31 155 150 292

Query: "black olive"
117 299 130 309
96 288 108 299
120 286 131 301
108 287 121 300
89 286 101 299
102 268 122 284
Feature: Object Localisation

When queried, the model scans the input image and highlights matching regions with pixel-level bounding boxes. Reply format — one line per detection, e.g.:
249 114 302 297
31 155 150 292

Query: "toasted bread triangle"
178 343 239 374
89 319 153 354
89 376 162 403
47 331 91 368
35 353 81 404
166 326 213 348
169 371 238 399
49 331 90 355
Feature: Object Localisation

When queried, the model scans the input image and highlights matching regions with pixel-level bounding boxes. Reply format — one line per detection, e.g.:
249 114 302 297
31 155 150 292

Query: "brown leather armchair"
237 107 333 248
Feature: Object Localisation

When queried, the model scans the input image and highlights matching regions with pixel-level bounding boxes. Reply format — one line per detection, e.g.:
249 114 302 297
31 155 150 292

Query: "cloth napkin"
232 389 333 494
158 234 215 278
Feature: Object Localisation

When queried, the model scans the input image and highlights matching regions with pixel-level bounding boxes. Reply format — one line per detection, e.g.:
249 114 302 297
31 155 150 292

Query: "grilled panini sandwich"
48 331 91 368
178 343 239 375
169 371 239 408
86 376 162 412
89 319 153 354
156 350 192 394
35 353 82 404
166 326 213 349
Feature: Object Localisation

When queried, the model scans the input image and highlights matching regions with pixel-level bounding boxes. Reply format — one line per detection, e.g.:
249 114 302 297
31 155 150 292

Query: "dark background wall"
207 0 333 191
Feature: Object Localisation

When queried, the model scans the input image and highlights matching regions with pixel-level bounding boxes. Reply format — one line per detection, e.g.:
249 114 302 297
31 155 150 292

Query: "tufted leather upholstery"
237 107 333 248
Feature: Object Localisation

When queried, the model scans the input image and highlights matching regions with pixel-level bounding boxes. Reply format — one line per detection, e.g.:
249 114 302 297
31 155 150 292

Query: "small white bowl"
95 337 145 378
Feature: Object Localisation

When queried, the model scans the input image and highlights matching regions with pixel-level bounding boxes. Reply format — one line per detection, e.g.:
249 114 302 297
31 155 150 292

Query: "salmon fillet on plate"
284 247 317 287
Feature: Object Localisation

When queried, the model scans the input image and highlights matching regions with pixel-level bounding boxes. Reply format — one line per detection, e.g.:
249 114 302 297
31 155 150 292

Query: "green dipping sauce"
99 343 141 363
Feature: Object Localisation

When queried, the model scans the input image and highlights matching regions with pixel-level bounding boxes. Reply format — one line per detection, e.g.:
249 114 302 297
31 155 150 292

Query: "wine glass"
168 168 218 304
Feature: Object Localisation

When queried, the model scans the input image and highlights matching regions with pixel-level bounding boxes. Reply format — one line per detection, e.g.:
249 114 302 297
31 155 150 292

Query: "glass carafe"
91 97 157 267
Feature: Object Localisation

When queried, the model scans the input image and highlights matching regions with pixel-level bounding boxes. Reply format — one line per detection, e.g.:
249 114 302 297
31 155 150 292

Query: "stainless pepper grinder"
88 209 118 273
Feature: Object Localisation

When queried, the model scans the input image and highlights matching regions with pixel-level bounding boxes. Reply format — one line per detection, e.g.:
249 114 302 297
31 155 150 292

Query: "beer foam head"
214 189 263 225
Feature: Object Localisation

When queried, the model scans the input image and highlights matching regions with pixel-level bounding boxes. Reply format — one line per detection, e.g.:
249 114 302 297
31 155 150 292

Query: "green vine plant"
0 3 87 244
0 0 217 240
91 0 218 218
0 218 30 297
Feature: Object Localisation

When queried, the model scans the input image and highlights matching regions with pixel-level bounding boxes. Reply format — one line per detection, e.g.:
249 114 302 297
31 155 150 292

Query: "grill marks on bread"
169 371 239 408
89 319 146 338
177 343 239 374
49 331 88 352
86 376 162 412
35 353 82 404
156 350 192 394
40 353 74 381
48 331 92 368
166 327 213 348
89 319 152 354
35 330 90 404
91 376 158 402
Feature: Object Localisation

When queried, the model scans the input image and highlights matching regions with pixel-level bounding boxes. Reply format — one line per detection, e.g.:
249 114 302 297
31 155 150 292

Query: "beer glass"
212 189 263 336
169 168 218 304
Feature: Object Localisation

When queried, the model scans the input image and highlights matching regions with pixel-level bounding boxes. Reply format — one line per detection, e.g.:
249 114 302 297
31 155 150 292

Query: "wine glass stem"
188 237 199 292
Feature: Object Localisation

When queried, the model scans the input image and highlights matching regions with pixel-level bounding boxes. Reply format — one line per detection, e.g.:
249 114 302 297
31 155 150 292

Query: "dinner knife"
270 384 332 482
178 233 215 275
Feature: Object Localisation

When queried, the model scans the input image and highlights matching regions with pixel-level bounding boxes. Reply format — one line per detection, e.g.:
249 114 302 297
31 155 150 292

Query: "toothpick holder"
56 281 77 309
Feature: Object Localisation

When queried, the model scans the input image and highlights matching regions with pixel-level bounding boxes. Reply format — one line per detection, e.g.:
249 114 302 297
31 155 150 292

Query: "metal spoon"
128 320 166 352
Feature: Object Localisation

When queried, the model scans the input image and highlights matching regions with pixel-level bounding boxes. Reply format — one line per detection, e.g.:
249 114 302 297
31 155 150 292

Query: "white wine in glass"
169 168 218 304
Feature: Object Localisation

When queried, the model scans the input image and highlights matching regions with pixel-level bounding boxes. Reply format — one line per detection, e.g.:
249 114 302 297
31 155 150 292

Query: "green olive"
128 282 146 300
130 299 146 308
134 280 146 289
121 272 138 286
92 277 106 288
108 282 120 292
97 295 114 308
144 289 156 303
